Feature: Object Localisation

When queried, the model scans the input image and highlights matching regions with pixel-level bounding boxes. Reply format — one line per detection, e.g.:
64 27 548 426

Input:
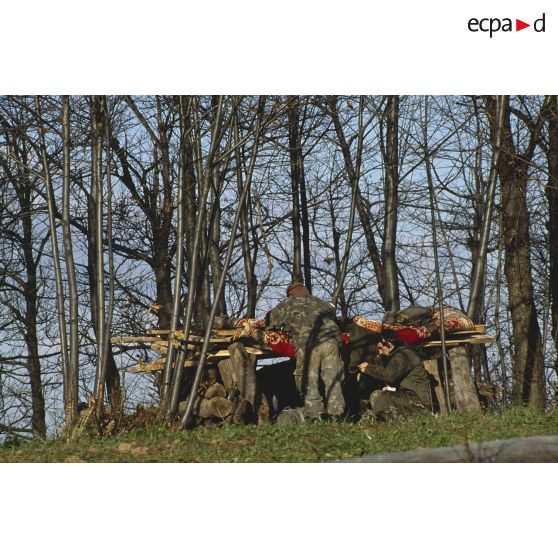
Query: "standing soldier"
266 282 345 421
358 338 433 421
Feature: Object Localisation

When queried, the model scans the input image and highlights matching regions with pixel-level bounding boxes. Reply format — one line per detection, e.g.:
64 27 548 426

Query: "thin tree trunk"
233 99 257 316
161 96 189 402
332 97 364 311
288 95 303 284
90 96 121 417
381 95 401 312
179 98 266 427
61 95 79 426
543 96 558 377
169 96 224 416
1 126 47 437
182 99 207 327
91 95 106 417
328 190 349 318
208 166 227 316
468 95 506 322
154 96 176 330
102 97 119 414
326 97 387 307
15 155 46 437
299 164 312 291
35 96 71 417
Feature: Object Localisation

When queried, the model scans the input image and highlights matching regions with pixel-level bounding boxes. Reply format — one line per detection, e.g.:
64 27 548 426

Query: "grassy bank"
1 407 557 463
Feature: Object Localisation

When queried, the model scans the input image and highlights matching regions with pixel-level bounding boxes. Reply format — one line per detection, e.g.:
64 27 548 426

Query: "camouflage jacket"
364 345 432 406
265 293 340 350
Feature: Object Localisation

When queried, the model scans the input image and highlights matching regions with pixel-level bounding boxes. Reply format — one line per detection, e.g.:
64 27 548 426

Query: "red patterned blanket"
231 307 474 358
353 306 474 344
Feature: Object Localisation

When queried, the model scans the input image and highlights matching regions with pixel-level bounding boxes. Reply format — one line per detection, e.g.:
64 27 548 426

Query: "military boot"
275 407 306 426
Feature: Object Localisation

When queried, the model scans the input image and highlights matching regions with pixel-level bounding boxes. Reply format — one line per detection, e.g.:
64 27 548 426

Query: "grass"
1 406 557 463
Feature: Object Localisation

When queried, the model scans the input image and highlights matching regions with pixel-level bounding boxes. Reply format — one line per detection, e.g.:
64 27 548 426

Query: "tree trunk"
448 346 481 413
208 167 227 316
288 95 303 284
89 96 121 416
1 124 47 437
18 175 46 437
381 95 401 312
35 96 72 421
487 96 545 409
326 97 387 308
61 95 79 426
233 100 258 316
543 96 558 377
153 97 175 329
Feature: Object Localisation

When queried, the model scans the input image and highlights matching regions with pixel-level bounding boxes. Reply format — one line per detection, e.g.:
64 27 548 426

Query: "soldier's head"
286 282 309 297
378 330 403 351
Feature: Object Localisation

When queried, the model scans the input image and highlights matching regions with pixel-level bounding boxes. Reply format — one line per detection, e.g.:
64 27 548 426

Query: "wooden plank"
146 330 203 342
146 329 234 343
129 358 199 373
111 336 162 344
130 345 279 375
130 360 166 372
421 335 495 348
150 341 197 353
212 346 269 358
212 329 239 337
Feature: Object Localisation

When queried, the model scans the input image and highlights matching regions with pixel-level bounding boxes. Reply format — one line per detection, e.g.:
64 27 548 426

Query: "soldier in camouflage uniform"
266 282 345 420
358 339 432 421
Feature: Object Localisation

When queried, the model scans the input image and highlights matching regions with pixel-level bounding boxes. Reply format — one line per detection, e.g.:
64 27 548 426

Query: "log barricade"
112 324 496 422
111 329 275 425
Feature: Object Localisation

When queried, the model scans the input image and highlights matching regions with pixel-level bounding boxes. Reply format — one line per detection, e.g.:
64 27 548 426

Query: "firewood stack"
112 331 273 425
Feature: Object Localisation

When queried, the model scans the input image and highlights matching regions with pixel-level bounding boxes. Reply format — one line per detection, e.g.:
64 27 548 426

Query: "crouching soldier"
358 338 432 421
266 282 345 421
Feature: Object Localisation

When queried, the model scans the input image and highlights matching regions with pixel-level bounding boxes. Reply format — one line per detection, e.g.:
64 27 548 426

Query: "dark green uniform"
363 345 432 420
266 293 345 418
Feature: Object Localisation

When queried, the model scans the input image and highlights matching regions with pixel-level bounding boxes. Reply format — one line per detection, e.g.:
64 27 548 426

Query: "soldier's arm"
363 351 411 385
265 301 287 329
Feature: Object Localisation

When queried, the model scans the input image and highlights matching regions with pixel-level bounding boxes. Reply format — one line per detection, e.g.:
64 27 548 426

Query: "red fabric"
263 331 297 359
393 326 431 344
432 307 474 331
232 318 349 359
353 307 474 345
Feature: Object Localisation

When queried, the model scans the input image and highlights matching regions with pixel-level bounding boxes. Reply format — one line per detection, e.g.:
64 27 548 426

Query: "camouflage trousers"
295 340 345 418
369 389 428 421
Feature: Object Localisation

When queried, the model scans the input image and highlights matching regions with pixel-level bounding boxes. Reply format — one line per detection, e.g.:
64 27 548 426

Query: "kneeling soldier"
358 338 432 421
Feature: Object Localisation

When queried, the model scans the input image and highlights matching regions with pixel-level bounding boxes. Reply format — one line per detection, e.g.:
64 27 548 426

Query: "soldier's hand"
358 362 369 373
377 341 394 356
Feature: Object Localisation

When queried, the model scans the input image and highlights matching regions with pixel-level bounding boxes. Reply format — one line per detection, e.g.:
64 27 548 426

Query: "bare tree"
35 96 72 422
61 95 79 425
486 95 546 409
541 96 558 377
381 95 401 312
89 95 121 418
0 109 46 436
